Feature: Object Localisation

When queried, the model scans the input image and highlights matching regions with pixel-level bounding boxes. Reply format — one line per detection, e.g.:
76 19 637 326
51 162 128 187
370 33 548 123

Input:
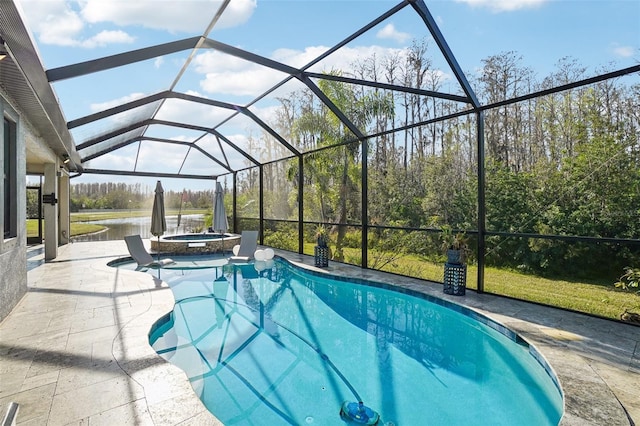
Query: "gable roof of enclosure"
4 0 639 180
43 0 481 180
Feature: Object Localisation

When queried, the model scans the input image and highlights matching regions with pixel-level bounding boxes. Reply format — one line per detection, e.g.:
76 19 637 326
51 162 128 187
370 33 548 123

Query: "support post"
298 155 304 254
477 111 486 293
43 163 58 260
361 138 368 269
58 170 70 245
232 172 237 233
258 165 264 245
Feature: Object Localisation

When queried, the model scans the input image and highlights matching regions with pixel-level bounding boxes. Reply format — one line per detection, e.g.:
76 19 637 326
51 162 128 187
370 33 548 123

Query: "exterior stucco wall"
0 238 27 321
1 94 30 322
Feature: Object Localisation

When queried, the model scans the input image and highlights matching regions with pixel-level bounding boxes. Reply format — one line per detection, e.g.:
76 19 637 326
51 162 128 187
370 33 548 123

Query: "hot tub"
150 233 241 254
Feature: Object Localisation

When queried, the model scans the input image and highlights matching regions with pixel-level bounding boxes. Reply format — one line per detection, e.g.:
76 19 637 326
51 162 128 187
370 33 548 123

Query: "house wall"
0 94 27 322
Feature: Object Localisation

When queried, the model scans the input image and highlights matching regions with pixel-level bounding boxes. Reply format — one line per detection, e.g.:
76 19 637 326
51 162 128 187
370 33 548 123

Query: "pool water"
148 258 563 425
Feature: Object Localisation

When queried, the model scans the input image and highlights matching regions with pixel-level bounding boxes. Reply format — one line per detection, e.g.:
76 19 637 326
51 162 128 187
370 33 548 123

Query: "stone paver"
0 240 638 425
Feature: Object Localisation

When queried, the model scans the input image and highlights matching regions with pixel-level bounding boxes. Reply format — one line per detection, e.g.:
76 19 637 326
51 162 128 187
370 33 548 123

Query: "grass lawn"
481 267 639 321
27 219 105 237
71 223 106 236
303 243 640 322
70 208 207 223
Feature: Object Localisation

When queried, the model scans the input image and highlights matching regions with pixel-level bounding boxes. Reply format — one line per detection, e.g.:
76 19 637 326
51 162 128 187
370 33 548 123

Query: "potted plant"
440 226 470 296
314 225 329 267
315 225 329 248
440 225 470 265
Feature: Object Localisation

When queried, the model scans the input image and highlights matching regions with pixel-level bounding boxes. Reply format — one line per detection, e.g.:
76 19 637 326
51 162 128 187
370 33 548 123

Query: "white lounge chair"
124 235 175 269
228 230 259 263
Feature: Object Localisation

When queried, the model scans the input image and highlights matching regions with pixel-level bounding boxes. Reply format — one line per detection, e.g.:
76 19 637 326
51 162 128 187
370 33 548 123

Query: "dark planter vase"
444 248 467 296
314 245 329 267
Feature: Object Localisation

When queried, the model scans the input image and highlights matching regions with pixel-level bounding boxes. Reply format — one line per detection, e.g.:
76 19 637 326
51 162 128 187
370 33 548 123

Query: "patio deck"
1 240 638 425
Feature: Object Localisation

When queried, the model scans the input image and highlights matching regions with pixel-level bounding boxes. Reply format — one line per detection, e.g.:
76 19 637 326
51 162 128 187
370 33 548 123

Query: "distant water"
72 214 205 242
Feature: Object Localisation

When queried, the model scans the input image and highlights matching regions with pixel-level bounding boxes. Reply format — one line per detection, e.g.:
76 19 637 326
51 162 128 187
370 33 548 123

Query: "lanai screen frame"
49 0 640 293
226 62 640 293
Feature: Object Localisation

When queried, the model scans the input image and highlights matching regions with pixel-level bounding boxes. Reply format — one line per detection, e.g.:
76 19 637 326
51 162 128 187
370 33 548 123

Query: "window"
3 116 17 239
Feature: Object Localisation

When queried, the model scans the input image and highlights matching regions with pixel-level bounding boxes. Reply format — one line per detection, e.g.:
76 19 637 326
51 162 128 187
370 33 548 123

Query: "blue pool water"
148 258 563 425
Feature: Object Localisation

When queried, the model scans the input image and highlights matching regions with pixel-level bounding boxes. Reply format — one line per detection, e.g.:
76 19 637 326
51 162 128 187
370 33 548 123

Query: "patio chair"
124 235 175 269
228 230 259 263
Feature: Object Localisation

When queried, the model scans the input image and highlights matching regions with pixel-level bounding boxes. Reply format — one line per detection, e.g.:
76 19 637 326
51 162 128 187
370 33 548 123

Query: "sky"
18 0 640 192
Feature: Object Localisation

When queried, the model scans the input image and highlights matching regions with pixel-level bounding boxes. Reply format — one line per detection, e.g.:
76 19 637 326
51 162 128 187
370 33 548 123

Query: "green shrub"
264 231 298 252
614 267 640 293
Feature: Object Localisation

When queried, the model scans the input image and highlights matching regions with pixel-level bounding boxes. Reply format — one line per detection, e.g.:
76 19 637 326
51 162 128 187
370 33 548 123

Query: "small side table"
314 246 329 267
443 262 466 296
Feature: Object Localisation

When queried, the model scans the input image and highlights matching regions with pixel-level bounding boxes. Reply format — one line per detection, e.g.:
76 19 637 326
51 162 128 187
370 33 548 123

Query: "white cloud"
217 0 257 29
18 0 256 47
136 140 188 171
154 57 165 69
184 89 207 98
18 0 135 48
80 30 135 48
193 50 254 73
193 50 288 96
612 45 635 58
172 134 199 143
455 0 547 12
23 1 84 46
155 97 235 125
194 132 251 171
272 45 331 68
87 93 152 131
86 151 136 170
90 93 148 112
201 67 287 97
304 45 409 75
81 0 256 33
376 23 411 44
192 44 422 98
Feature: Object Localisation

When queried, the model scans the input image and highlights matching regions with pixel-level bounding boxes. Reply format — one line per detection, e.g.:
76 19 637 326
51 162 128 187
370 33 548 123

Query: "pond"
72 214 205 242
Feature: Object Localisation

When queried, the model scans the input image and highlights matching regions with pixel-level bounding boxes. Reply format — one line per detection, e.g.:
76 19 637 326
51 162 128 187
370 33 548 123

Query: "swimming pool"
148 258 563 425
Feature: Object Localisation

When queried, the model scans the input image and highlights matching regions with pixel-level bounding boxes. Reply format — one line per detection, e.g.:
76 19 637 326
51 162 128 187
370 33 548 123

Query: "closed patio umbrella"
213 181 228 252
151 180 167 264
